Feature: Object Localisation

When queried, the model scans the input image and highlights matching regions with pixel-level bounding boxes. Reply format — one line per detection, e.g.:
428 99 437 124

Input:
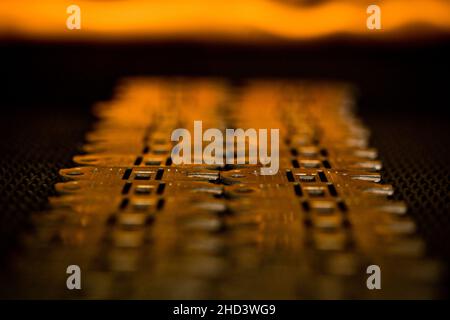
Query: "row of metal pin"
8 79 443 299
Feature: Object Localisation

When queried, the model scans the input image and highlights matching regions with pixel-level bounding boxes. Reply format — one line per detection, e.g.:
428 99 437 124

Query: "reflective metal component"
4 78 444 299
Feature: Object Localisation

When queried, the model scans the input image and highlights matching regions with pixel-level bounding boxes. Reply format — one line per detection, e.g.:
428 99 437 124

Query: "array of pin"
2 78 444 299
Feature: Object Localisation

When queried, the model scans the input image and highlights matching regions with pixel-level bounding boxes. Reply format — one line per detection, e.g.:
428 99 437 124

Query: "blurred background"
0 0 449 288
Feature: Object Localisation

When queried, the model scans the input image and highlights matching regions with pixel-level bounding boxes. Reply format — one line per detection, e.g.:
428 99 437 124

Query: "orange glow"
1 0 450 41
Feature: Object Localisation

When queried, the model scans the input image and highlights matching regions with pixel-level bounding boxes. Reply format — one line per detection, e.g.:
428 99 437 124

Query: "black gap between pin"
294 183 303 197
119 198 129 210
157 183 166 195
328 184 338 197
122 168 132 180
318 171 328 182
134 156 143 166
155 168 164 180
320 149 328 157
286 170 295 182
157 199 165 210
302 201 310 212
338 201 348 212
290 148 298 156
121 182 132 195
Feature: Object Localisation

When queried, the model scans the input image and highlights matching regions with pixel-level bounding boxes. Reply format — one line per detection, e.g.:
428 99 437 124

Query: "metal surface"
1 78 444 299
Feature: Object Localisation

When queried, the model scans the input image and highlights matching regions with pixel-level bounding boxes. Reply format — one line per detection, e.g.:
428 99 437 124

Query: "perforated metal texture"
362 112 450 258
0 108 94 256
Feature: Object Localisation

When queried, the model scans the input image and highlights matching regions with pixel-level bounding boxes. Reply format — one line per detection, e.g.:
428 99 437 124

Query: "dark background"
1 38 449 265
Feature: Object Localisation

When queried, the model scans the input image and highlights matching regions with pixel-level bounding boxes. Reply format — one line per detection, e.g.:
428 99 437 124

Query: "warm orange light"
1 0 449 41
